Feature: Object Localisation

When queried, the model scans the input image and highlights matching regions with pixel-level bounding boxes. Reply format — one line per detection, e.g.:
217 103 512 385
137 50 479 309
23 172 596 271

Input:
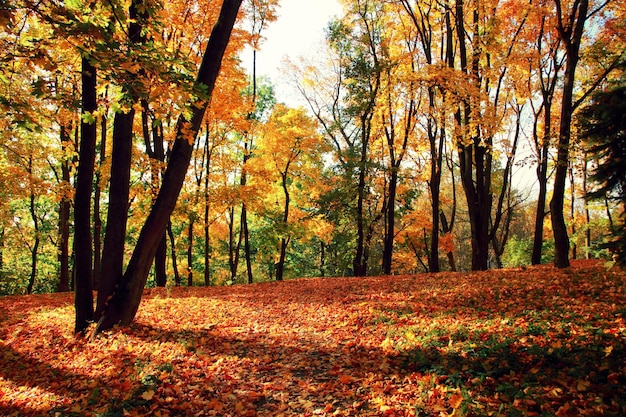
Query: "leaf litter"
0 259 625 416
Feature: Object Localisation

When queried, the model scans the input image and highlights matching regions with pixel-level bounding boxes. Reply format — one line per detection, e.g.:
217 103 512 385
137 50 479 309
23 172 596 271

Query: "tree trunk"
155 234 167 287
427 102 445 273
203 133 212 286
240 142 253 284
167 220 180 287
167 221 181 285
95 108 135 317
93 109 107 288
353 114 371 277
96 0 243 331
204 193 211 286
26 182 39 295
382 169 397 274
276 172 291 281
319 241 326 277
583 156 591 257
95 0 146 320
531 149 549 265
550 0 588 268
73 55 96 334
142 102 169 286
228 207 241 280
454 0 493 271
242 205 253 283
187 217 194 286
57 125 72 292
569 166 577 260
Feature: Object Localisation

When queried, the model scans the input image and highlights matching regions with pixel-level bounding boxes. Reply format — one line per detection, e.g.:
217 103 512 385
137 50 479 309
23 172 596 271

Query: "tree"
74 55 97 332
95 0 149 320
94 0 243 331
549 0 590 268
579 78 626 266
529 3 563 265
253 104 324 281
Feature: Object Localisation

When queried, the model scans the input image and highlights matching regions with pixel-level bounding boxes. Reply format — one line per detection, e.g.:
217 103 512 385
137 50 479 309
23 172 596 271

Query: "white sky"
241 0 343 106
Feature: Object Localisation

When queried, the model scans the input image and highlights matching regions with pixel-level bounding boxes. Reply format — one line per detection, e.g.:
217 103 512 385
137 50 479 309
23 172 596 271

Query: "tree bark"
142 103 169 287
73 55 96 334
167 221 181 285
93 108 107 289
276 170 292 281
95 109 135 316
57 125 72 292
26 175 39 295
96 0 243 331
95 0 146 319
187 217 194 286
550 0 588 268
531 16 561 265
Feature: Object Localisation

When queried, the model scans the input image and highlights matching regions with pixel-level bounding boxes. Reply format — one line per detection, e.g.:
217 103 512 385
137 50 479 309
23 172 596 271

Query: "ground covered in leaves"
1 260 625 416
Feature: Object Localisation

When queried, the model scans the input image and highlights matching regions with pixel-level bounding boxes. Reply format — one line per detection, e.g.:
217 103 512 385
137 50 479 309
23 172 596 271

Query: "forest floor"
0 260 625 416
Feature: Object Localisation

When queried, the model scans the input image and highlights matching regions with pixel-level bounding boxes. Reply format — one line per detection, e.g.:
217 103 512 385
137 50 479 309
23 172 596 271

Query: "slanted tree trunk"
74 55 97 334
95 0 243 331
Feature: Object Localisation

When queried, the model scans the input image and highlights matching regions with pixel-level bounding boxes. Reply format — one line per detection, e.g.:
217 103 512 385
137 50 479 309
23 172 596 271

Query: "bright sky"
241 0 343 106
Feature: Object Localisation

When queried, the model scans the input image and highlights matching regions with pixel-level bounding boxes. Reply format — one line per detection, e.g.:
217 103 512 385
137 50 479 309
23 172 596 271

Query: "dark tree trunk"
459 144 492 271
382 170 397 274
320 241 326 277
353 113 371 277
427 100 445 273
228 207 241 280
569 166 577 259
582 157 591 257
74 55 96 334
96 0 243 331
530 15 561 265
454 0 493 271
203 191 211 286
142 102 168 286
241 143 253 284
242 205 253 284
167 221 181 285
57 125 72 292
187 217 194 286
531 146 549 265
155 234 167 287
93 109 107 288
550 0 588 268
26 178 39 295
203 132 212 286
0 229 4 277
95 0 147 320
95 109 135 317
276 171 291 281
